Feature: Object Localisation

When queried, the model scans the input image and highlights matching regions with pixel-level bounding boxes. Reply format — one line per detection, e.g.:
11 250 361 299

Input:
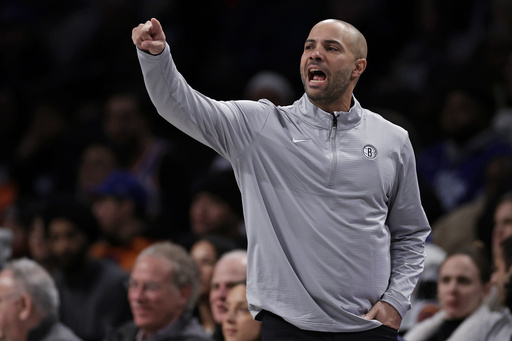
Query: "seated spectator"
75 143 118 206
102 92 170 219
0 258 81 340
222 283 261 341
43 198 132 341
189 170 246 249
403 243 499 340
432 156 512 256
417 81 512 215
480 191 512 312
210 250 247 341
90 171 156 271
105 241 212 341
491 192 512 261
479 236 512 340
190 236 237 336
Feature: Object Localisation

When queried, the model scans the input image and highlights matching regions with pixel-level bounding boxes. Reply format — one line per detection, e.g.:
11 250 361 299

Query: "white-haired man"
0 258 81 341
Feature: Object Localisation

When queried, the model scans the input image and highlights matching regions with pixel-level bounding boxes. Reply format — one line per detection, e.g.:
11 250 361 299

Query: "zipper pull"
329 114 338 139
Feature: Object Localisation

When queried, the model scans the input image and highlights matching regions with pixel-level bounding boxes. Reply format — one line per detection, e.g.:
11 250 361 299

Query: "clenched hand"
132 18 166 55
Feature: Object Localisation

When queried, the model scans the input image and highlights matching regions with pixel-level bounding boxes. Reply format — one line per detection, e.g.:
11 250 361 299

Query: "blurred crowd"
1 0 512 340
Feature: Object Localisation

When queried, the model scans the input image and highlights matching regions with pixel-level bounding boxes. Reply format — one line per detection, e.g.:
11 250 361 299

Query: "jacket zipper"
328 114 338 188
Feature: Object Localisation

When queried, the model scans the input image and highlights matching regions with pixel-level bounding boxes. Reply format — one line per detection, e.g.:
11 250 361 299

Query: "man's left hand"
363 301 402 330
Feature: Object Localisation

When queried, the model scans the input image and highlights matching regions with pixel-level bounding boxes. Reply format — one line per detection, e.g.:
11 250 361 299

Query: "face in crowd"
437 254 490 319
190 239 218 299
127 255 190 333
209 252 247 324
222 284 261 341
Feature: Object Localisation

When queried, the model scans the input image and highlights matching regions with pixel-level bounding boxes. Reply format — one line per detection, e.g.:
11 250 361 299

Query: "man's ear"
352 58 367 78
18 293 33 321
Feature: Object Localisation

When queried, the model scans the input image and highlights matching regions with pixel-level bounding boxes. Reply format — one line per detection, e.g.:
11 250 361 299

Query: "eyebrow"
305 39 343 47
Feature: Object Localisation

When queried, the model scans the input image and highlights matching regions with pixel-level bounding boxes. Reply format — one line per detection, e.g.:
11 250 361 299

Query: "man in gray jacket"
0 258 81 341
132 18 430 340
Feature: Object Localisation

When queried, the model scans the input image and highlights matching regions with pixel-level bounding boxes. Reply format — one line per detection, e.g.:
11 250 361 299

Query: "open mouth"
308 67 327 84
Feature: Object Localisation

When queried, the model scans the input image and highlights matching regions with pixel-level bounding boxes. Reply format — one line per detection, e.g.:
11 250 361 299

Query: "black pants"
259 311 398 341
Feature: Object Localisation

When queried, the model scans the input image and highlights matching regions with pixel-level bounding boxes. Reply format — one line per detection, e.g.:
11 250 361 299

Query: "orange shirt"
90 236 156 272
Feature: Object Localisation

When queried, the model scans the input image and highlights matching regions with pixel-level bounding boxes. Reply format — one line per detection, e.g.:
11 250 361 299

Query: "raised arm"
132 18 166 55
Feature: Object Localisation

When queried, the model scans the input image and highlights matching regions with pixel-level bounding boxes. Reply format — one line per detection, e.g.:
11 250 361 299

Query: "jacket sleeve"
381 135 431 318
136 43 271 161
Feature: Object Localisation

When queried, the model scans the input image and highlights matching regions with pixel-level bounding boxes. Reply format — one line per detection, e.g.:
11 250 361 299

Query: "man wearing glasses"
105 241 212 341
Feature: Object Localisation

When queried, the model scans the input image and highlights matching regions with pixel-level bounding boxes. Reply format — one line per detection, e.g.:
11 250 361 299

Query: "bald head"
300 19 368 113
313 19 367 60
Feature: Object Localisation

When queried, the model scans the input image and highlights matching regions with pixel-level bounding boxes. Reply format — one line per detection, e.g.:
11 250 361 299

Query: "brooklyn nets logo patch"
362 144 378 160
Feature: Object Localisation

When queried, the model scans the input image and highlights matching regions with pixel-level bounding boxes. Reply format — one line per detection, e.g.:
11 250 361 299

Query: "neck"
309 93 353 114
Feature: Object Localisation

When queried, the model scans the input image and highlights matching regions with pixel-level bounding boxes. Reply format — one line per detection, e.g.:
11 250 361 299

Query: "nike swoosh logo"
292 138 309 143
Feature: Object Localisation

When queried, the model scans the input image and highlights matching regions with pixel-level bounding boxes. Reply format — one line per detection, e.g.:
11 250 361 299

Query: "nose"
445 280 458 293
310 49 324 61
225 306 235 322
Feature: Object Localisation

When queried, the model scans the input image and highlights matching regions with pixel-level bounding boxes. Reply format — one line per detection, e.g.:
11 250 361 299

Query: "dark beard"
301 68 351 109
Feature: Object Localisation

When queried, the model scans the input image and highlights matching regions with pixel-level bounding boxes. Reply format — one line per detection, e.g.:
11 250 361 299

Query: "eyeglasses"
124 279 165 293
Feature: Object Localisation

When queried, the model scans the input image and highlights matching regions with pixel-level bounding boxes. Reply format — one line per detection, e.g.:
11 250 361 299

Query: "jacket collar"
297 93 363 130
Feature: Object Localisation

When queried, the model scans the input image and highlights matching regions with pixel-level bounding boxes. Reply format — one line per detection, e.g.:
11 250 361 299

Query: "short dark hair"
443 242 492 284
43 197 100 243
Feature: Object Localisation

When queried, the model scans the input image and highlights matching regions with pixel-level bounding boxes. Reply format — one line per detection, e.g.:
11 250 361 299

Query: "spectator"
417 81 512 215
43 198 132 341
190 236 237 336
102 92 169 219
481 191 512 312
12 99 80 201
105 241 212 341
90 171 155 271
403 243 499 341
491 192 512 261
0 258 81 340
479 236 512 340
432 155 512 256
189 170 246 249
222 283 261 341
75 143 118 206
210 250 247 341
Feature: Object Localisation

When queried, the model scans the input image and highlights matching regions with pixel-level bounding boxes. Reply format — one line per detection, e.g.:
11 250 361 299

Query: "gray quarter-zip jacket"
137 43 431 333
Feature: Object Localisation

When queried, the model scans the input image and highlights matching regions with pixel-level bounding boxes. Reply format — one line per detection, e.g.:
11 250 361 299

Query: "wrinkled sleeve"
381 136 431 317
137 43 271 160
